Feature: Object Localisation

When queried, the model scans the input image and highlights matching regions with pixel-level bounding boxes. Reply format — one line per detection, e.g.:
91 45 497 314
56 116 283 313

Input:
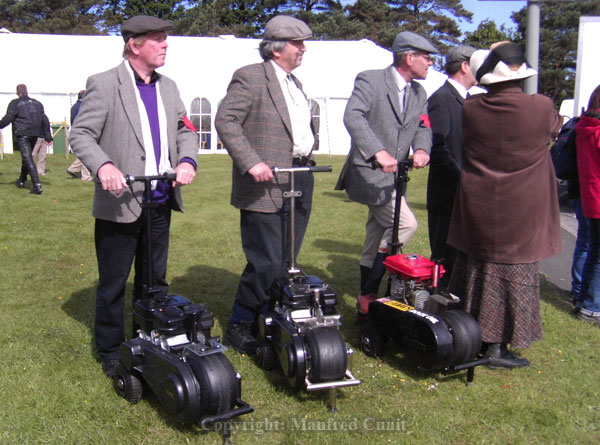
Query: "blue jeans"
571 199 591 302
580 217 600 315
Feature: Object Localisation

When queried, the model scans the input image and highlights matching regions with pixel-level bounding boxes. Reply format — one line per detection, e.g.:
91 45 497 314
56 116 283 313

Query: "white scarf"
126 64 172 188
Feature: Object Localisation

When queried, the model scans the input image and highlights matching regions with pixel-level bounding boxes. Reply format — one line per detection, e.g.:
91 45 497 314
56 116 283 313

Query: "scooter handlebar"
125 172 177 184
371 158 413 170
273 165 332 174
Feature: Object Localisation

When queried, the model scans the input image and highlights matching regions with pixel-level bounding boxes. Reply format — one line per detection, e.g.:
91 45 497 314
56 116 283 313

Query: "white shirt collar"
392 67 408 92
271 60 289 83
447 77 468 99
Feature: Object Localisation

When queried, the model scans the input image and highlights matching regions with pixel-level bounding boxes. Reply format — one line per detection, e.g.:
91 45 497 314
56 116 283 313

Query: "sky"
458 0 528 33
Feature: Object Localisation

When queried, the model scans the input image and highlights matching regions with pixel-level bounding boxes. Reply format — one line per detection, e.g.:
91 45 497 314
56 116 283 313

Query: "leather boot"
361 251 389 295
15 178 25 188
30 182 43 195
484 343 530 369
360 265 371 292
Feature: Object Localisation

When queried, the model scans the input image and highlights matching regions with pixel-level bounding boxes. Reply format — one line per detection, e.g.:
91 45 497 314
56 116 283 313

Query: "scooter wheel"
114 362 143 404
305 327 347 382
256 338 276 370
360 321 386 357
188 353 239 416
438 310 481 365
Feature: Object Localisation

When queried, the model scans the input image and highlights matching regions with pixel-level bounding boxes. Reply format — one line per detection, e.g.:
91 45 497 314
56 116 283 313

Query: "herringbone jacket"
215 61 317 213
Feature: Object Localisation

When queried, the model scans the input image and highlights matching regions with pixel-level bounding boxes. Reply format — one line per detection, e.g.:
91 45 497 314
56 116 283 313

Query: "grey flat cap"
391 31 439 54
446 45 476 64
122 16 174 42
263 15 312 41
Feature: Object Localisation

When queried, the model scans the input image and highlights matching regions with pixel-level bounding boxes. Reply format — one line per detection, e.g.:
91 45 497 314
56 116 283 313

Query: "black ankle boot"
30 183 43 195
15 178 25 188
484 343 530 369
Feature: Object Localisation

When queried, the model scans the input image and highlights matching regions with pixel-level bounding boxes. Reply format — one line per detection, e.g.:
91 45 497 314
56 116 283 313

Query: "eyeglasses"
411 51 432 61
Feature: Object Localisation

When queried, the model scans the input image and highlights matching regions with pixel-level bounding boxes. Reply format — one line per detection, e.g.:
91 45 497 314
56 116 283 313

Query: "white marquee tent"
0 31 449 155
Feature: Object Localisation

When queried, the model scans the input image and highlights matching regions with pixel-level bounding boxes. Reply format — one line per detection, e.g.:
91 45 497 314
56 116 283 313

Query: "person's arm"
343 72 387 162
410 89 432 169
0 100 17 129
215 67 273 183
171 82 198 187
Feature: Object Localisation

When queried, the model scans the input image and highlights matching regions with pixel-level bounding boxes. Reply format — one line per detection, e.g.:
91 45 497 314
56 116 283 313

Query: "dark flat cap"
122 16 174 42
263 15 312 41
446 45 476 65
391 31 439 54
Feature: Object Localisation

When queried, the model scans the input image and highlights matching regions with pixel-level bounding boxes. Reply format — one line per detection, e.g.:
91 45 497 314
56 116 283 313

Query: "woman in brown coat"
447 42 562 369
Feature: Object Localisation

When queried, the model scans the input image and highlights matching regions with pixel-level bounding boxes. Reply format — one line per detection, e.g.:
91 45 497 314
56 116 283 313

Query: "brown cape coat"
447 83 562 264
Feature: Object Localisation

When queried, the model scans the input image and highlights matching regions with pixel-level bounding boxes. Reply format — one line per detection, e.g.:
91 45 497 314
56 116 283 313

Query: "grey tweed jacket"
70 61 198 223
336 65 432 205
215 61 318 213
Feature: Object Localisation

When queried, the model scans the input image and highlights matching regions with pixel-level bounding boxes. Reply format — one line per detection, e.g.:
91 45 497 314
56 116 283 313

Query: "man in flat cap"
70 15 198 378
215 15 318 354
426 45 477 290
336 31 438 320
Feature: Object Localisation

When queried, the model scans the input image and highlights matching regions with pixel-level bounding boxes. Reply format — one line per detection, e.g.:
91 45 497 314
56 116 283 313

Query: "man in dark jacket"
426 45 476 289
0 84 52 194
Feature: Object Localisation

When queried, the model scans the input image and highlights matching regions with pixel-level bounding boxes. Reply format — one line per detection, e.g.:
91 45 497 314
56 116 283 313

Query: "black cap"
121 16 174 43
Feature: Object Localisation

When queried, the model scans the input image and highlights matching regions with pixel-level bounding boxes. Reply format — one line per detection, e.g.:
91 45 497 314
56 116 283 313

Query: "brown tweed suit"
215 61 317 213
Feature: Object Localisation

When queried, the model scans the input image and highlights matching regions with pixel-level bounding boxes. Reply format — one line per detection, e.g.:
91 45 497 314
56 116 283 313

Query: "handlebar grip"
125 172 177 184
310 165 332 173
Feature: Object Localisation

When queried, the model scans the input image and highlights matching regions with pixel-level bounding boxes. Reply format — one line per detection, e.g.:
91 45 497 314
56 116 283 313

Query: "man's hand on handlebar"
98 163 127 195
173 161 196 187
248 162 274 183
412 149 430 169
374 150 398 173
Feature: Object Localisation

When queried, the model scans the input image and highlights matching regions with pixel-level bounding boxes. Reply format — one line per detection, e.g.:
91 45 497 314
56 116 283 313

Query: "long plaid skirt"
448 253 542 349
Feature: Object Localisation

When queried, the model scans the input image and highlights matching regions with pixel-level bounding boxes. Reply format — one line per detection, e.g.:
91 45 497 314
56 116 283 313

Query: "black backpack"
550 116 579 180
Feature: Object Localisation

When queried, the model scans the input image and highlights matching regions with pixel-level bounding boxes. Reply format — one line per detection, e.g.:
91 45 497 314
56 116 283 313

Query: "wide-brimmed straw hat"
470 42 537 86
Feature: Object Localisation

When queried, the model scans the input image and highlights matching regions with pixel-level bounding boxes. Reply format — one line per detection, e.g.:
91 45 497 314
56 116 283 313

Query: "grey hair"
392 51 412 68
259 39 287 61
122 35 148 58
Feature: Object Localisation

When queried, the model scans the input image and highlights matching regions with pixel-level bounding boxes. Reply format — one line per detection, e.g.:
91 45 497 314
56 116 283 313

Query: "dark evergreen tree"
462 19 515 49
513 0 600 108
0 0 102 34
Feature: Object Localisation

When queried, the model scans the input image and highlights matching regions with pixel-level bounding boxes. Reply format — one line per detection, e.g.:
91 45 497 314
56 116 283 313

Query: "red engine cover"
383 254 445 282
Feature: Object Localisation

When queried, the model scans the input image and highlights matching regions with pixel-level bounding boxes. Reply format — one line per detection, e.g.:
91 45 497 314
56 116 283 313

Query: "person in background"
447 42 562 369
215 15 317 354
335 31 437 320
69 16 198 377
0 83 52 194
32 136 50 176
426 45 477 290
574 84 600 327
67 90 91 181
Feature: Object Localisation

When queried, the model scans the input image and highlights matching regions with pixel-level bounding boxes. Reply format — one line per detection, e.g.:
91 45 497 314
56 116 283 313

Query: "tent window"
310 99 320 152
190 97 213 150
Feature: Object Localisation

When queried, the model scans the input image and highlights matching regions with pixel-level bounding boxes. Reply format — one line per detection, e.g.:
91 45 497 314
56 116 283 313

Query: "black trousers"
16 136 40 184
428 208 457 288
234 171 314 312
94 204 171 360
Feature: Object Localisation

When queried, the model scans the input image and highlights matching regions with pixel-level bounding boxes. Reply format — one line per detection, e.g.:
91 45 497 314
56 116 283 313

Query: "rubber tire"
113 362 143 404
305 327 347 382
438 310 481 365
188 353 239 416
256 338 276 370
360 321 386 357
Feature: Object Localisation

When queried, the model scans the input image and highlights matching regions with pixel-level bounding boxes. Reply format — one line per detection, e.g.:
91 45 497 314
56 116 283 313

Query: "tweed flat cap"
122 16 174 42
263 15 312 41
391 31 439 54
446 45 476 64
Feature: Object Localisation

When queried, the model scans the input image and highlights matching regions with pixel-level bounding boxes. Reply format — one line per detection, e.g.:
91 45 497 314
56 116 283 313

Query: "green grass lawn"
0 153 598 444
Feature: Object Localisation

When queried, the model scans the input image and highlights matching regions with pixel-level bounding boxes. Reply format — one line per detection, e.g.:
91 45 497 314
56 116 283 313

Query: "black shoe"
484 343 530 369
30 183 43 195
15 179 25 188
224 321 257 355
102 359 119 378
66 169 78 178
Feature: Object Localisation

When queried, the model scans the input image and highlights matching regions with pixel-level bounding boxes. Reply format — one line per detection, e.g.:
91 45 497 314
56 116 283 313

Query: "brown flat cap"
121 16 174 42
263 15 312 41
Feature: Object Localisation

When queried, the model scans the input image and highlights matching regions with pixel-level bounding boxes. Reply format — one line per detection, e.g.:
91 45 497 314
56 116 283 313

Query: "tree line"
1 0 599 107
